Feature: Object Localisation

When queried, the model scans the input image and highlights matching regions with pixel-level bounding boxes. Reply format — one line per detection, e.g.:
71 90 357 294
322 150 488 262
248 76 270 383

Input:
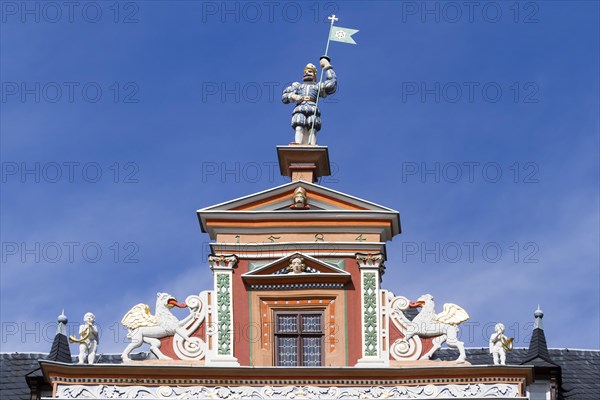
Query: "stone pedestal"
277 145 331 183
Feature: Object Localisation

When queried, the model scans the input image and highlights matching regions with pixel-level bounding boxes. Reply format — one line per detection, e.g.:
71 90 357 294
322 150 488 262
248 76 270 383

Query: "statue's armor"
282 67 337 132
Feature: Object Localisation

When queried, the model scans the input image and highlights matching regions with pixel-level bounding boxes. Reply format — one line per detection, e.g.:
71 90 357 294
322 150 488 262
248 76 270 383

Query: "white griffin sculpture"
401 294 469 363
121 292 199 362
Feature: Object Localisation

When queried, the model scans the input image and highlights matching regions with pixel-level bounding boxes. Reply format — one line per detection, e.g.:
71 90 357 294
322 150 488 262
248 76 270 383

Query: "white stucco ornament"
120 292 206 362
394 294 469 363
56 383 520 399
489 323 513 365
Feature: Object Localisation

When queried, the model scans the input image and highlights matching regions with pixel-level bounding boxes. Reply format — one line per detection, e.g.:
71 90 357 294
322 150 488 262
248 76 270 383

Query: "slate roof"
47 333 72 364
520 324 559 367
0 353 47 400
548 349 600 399
434 348 600 399
1 349 598 400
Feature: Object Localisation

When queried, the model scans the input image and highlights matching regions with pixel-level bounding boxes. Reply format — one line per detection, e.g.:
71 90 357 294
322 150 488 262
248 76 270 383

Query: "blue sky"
1 1 598 354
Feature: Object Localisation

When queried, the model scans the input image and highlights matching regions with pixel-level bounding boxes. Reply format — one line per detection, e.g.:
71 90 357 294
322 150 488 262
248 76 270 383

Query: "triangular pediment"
242 253 351 288
197 181 401 241
198 181 397 212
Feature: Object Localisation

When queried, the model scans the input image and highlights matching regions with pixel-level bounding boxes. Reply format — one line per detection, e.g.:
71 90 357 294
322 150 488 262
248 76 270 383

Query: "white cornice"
209 242 388 260
198 210 400 241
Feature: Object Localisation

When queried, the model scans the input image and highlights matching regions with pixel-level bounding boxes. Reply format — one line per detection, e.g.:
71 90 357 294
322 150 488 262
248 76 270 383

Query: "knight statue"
282 57 337 145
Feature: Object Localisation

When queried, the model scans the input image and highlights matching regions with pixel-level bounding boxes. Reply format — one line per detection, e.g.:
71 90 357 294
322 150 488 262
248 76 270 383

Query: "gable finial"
57 309 68 336
534 305 544 330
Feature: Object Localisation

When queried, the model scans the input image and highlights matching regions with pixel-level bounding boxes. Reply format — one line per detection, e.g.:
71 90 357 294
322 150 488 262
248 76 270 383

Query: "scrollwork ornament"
422 384 437 396
173 335 205 360
172 294 207 360
390 335 422 361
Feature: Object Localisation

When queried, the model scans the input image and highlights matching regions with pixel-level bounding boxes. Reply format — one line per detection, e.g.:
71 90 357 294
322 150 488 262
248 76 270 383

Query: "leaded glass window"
274 312 324 366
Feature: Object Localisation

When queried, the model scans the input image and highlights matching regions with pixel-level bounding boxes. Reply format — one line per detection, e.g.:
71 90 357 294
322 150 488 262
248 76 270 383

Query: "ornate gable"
26 13 551 399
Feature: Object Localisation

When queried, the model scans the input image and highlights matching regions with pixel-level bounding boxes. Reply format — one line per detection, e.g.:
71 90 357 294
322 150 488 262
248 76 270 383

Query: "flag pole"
323 14 338 59
310 14 338 135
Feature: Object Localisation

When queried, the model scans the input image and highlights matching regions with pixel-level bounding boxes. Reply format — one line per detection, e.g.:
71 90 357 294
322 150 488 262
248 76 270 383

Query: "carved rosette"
208 255 239 365
355 253 386 366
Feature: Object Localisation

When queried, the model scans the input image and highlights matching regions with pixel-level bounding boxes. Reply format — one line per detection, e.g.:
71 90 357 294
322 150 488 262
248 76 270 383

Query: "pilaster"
206 254 239 366
355 252 388 367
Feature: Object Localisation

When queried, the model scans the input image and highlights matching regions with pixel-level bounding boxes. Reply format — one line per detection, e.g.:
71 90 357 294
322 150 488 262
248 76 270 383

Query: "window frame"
273 310 325 367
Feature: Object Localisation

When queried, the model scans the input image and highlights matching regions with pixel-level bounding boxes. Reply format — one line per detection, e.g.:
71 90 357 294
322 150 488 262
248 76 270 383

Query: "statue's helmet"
303 63 317 81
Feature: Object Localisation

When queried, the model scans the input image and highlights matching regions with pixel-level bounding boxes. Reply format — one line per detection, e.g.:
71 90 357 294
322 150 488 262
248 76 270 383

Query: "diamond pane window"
302 315 322 332
277 315 298 333
302 337 322 366
274 312 324 366
277 337 298 366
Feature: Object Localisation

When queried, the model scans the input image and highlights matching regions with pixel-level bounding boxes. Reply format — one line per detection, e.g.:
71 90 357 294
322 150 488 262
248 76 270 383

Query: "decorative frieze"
250 283 344 290
56 383 522 399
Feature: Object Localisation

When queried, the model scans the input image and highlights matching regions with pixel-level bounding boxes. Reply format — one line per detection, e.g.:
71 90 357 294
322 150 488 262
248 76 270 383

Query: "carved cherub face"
495 323 505 334
290 257 305 274
84 312 95 324
293 187 307 207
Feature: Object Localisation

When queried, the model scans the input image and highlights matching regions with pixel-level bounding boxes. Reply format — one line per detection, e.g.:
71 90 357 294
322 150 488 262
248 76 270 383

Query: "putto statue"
121 292 202 362
69 312 99 364
489 323 513 365
401 294 470 363
282 57 337 145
